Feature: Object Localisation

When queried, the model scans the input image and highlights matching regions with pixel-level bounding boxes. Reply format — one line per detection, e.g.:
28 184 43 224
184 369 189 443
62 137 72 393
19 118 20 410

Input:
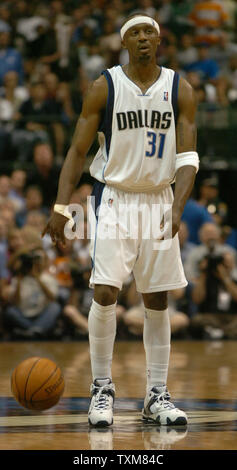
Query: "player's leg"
88 284 118 427
141 291 187 426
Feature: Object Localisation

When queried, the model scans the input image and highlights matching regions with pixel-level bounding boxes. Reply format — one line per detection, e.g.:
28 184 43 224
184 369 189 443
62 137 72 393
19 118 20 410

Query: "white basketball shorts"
89 181 187 293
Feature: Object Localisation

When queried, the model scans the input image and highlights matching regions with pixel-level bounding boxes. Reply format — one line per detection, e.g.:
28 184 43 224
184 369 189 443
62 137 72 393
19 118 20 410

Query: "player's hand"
157 208 181 240
171 210 182 238
41 212 68 246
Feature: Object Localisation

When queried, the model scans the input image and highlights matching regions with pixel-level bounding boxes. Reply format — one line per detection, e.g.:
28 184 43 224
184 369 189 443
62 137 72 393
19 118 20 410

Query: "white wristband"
54 204 72 220
175 151 199 174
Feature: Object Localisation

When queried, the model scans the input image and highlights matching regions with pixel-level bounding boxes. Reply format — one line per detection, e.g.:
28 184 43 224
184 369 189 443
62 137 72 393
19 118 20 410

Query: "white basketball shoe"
88 378 115 427
142 386 188 426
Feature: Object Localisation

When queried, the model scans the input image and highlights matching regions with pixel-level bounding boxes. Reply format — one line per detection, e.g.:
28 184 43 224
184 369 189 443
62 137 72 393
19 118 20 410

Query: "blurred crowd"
0 0 237 341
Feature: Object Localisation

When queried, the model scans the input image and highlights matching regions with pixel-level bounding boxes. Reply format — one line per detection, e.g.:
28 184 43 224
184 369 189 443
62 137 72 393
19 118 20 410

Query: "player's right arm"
42 75 108 244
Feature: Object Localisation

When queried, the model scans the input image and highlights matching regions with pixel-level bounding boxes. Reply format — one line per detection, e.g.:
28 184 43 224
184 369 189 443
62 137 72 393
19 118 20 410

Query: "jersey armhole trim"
171 71 180 125
99 70 115 157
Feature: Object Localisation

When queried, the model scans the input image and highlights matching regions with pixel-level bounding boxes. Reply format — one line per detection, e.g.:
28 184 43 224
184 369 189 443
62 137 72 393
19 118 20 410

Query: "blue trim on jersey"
90 180 105 271
100 70 115 181
171 71 180 125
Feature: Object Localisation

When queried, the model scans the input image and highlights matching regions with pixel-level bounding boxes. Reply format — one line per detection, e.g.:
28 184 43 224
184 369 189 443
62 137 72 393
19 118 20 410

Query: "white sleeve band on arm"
54 204 72 220
175 151 199 174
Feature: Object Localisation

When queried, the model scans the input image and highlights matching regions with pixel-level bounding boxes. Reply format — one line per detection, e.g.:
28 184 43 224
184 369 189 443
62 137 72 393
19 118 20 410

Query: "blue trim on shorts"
90 180 105 270
171 71 179 125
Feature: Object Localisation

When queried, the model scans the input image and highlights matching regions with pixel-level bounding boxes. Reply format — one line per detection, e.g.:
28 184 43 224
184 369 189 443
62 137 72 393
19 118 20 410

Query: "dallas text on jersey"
116 110 172 130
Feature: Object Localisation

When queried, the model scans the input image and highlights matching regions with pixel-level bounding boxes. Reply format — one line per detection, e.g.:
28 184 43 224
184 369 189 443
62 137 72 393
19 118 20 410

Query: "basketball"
11 357 65 411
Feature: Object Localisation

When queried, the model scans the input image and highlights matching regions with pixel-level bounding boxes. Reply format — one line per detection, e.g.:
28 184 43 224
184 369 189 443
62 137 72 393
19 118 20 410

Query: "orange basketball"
11 357 65 411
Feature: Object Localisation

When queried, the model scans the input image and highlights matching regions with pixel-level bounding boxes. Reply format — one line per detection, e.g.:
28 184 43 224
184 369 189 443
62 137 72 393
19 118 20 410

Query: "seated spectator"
6 227 24 258
42 72 67 158
178 221 196 265
15 185 48 228
0 70 29 116
181 198 213 245
177 33 198 68
197 177 228 226
220 54 237 106
210 32 237 72
0 217 8 280
11 81 49 162
49 240 74 306
43 72 74 122
25 19 60 76
184 43 219 85
189 0 228 45
0 71 29 160
0 174 11 205
82 43 106 81
186 71 215 104
2 243 61 339
8 169 26 213
184 222 236 282
99 20 121 68
190 251 237 339
0 20 24 86
26 142 60 207
0 203 16 232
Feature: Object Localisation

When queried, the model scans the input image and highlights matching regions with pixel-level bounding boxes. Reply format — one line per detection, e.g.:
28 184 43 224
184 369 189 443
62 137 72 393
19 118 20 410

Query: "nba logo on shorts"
164 91 168 101
108 198 113 207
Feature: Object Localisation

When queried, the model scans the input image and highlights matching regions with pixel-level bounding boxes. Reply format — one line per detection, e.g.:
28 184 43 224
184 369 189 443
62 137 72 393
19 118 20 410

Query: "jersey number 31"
145 131 166 159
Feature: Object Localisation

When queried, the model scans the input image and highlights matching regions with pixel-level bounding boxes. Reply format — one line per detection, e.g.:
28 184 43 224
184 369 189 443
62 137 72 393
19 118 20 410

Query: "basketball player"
42 14 199 427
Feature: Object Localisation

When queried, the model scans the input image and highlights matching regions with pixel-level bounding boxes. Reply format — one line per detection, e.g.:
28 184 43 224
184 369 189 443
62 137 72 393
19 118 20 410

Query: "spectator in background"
184 222 236 282
0 218 8 280
26 142 60 207
178 221 195 265
7 227 24 258
189 0 228 45
0 71 29 116
43 72 74 123
26 19 61 77
198 177 228 226
2 243 61 339
0 174 11 205
0 202 16 232
11 81 49 162
210 32 237 73
190 251 237 339
99 20 121 68
184 43 219 85
0 20 24 86
15 185 48 228
82 42 106 81
177 33 198 68
8 169 26 213
181 197 213 245
220 54 237 107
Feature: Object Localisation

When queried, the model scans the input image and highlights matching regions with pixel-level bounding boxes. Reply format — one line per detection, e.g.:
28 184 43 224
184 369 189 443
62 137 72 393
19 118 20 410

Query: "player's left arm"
172 77 199 238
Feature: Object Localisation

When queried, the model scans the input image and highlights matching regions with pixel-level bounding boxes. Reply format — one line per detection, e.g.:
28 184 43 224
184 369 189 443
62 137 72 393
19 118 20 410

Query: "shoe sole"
88 418 113 427
142 415 187 426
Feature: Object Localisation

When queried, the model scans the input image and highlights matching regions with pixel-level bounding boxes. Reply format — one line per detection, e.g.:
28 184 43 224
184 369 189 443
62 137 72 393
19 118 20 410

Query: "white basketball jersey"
90 65 179 193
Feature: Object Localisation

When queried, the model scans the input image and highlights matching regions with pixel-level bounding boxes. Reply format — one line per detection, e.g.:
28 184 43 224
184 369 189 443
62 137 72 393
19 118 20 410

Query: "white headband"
120 16 160 40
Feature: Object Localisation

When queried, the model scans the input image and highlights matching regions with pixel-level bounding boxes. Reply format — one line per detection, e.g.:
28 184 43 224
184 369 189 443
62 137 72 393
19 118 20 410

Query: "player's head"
120 13 160 62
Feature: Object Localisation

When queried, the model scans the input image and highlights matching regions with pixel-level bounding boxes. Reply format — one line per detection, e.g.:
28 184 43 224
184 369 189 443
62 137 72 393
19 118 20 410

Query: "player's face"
122 24 160 62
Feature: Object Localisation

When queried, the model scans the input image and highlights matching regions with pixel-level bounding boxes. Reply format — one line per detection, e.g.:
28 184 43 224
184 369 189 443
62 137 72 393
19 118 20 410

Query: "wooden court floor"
0 340 237 450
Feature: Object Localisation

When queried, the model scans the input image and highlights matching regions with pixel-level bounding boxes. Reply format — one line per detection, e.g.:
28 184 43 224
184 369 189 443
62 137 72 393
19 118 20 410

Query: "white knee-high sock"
143 308 171 393
88 299 117 381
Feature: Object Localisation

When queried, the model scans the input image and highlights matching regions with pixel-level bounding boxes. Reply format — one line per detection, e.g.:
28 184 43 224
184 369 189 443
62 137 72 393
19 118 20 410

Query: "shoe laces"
152 389 175 410
93 385 113 410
